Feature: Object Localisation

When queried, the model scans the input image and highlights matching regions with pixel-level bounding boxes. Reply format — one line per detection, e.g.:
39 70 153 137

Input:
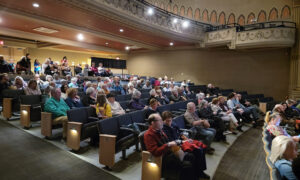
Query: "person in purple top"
129 90 146 110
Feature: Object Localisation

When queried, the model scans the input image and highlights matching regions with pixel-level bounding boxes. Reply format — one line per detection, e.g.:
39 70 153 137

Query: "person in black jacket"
17 53 31 74
0 56 10 73
81 87 96 107
198 100 228 143
0 73 10 105
145 98 159 119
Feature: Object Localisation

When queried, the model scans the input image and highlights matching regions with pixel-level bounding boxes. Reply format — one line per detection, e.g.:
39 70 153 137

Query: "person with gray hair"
142 80 152 90
81 87 96 107
147 89 160 105
184 102 216 154
169 88 186 103
44 87 70 139
129 90 146 110
68 77 78 88
270 136 298 180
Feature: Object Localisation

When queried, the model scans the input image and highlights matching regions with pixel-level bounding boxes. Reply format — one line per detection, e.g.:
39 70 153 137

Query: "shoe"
237 126 244 132
206 149 214 155
209 147 215 151
232 131 237 135
199 172 210 179
223 130 232 135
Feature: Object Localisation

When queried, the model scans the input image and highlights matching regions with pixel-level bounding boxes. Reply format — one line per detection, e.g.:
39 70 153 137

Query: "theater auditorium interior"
1 0 300 180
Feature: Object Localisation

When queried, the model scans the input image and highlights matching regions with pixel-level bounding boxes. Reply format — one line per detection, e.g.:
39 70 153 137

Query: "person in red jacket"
144 113 210 180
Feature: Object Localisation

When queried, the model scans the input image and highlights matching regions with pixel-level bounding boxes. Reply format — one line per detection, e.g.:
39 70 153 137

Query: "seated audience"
60 84 69 100
107 93 125 116
270 136 298 180
273 104 300 132
81 87 96 107
156 89 170 105
206 83 218 97
144 113 209 180
44 88 70 139
145 98 159 118
68 77 78 88
95 93 112 119
65 88 83 109
184 102 216 154
266 113 300 142
178 86 188 100
161 111 210 179
147 89 160 105
142 80 152 90
129 90 146 110
169 89 186 103
13 76 27 90
128 83 136 94
24 79 41 95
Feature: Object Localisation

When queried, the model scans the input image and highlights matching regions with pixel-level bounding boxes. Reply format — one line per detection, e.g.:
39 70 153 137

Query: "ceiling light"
32 3 39 8
172 18 178 24
147 8 154 15
125 46 130 50
169 42 174 46
119 29 124 32
77 33 84 41
182 20 189 28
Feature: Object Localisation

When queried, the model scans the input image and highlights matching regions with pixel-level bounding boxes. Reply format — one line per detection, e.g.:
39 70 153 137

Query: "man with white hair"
68 77 78 88
184 102 216 154
81 87 96 107
44 87 70 139
206 83 218 96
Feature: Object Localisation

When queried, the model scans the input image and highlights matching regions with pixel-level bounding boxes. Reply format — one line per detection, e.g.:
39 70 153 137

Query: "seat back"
86 106 97 118
67 107 89 124
141 93 150 99
20 95 41 105
120 101 130 110
157 104 171 114
98 117 119 136
173 115 186 129
118 113 133 126
138 131 147 151
130 109 147 123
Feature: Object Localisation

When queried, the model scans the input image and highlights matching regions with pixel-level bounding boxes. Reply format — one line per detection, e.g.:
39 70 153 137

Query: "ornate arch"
257 10 266 22
247 12 255 24
167 3 171 12
173 5 178 14
194 8 201 20
218 11 226 25
180 6 185 16
202 9 209 22
210 10 217 23
187 7 193 19
237 14 245 26
228 13 235 25
269 7 278 21
159 2 165 10
281 5 291 19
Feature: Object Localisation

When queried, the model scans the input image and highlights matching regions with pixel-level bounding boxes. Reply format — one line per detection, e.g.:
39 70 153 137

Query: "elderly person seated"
156 89 170 105
178 86 188 99
81 87 96 107
162 111 210 179
44 88 70 139
169 89 186 103
205 83 218 97
95 93 112 119
144 113 210 180
198 100 228 143
24 79 41 95
266 113 300 142
107 93 125 116
13 76 27 90
145 98 159 118
273 104 300 132
142 80 152 90
270 136 298 180
128 90 146 110
101 83 110 95
68 77 78 88
60 84 69 100
184 102 216 154
147 89 160 105
211 98 241 133
128 82 136 94
65 88 83 109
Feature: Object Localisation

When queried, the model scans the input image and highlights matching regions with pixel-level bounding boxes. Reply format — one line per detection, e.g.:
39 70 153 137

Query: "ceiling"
0 0 198 55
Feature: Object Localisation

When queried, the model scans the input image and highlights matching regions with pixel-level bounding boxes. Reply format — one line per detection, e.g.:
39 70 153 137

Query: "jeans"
245 106 259 119
194 127 216 148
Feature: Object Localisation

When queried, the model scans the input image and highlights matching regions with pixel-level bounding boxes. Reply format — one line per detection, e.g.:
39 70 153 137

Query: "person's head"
228 92 235 100
197 92 205 100
292 157 300 179
148 113 163 130
66 88 78 99
96 93 107 107
60 84 69 93
14 76 24 86
162 111 173 127
270 136 297 163
199 100 208 109
50 88 61 101
45 75 53 82
97 77 101 83
0 73 8 83
207 83 212 88
286 99 296 107
268 113 281 126
211 98 219 105
171 89 178 96
106 93 115 104
91 62 95 67
273 104 285 113
28 79 38 90
237 94 242 100
218 96 226 104
0 55 4 62
99 62 103 67
63 56 67 60
66 75 71 81
71 77 78 84
34 59 39 64
128 83 134 90
149 98 158 110
86 87 95 96
156 89 162 96
25 53 30 59
149 89 157 97
187 102 196 113
132 90 141 99
146 80 150 86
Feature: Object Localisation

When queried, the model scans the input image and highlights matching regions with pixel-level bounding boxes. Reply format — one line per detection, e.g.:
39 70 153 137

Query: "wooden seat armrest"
41 112 53 137
67 122 82 151
99 134 117 168
20 104 32 128
141 151 162 180
2 98 13 119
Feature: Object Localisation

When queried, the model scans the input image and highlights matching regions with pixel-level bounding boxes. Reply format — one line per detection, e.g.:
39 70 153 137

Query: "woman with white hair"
129 90 146 110
270 136 298 180
128 82 136 94
68 77 78 88
13 76 27 90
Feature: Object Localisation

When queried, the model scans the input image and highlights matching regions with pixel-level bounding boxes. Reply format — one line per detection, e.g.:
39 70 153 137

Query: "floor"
1 114 265 180
0 120 119 180
213 127 269 180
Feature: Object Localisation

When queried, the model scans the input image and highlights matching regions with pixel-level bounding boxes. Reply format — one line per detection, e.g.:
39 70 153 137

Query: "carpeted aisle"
213 127 269 180
0 120 119 180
